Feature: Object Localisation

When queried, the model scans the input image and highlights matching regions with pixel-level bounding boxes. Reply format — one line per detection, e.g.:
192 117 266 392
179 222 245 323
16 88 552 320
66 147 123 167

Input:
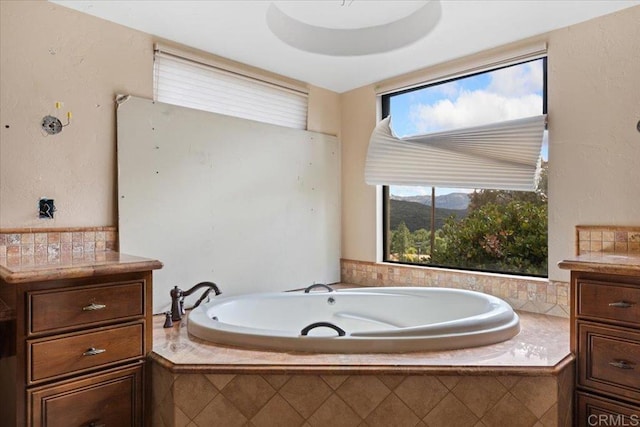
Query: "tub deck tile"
151 311 570 376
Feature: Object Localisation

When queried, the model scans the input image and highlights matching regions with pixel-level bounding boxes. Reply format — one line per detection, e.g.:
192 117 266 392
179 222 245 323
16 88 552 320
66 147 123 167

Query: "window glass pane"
384 59 547 277
389 59 544 136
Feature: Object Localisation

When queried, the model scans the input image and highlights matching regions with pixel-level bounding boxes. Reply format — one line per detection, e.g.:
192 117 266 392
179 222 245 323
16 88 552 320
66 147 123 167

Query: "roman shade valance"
364 114 547 191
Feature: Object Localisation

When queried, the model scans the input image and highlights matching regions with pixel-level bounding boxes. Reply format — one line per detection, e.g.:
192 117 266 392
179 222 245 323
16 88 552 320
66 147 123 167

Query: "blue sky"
388 59 546 197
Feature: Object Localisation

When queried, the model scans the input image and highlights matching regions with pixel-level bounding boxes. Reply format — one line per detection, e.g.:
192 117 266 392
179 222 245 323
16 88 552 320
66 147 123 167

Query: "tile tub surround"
341 259 570 318
0 226 118 258
150 312 573 427
576 225 640 255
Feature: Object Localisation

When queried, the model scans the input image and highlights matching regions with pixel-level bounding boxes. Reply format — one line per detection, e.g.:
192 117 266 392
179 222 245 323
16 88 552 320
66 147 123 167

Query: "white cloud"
408 61 543 134
487 62 543 97
410 90 542 133
433 80 460 98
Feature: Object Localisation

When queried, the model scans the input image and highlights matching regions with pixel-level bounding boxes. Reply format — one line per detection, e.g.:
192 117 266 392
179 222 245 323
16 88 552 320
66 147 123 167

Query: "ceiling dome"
272 1 432 30
266 0 441 56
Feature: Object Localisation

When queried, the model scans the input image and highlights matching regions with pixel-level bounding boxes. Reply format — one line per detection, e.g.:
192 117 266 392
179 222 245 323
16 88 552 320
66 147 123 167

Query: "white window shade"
154 52 308 130
365 115 547 191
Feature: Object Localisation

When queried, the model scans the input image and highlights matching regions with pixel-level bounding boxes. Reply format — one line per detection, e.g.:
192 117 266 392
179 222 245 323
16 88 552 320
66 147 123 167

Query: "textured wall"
3 2 638 282
0 1 153 228
339 6 640 282
0 1 341 229
307 86 341 137
340 86 378 262
546 5 640 281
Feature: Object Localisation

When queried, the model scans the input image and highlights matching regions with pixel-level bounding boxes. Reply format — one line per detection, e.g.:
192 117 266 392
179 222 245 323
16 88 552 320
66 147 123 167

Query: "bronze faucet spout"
169 282 222 323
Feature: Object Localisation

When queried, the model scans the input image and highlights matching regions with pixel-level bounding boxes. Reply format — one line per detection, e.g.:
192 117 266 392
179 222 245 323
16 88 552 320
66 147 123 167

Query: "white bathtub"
187 287 520 353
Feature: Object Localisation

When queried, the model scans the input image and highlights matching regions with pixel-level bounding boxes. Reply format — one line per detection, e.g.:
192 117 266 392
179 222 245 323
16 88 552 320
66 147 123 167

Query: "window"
381 58 548 277
153 48 308 130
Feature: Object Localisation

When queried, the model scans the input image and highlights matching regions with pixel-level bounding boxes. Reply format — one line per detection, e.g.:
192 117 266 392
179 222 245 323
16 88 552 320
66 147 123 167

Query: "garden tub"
187 286 520 353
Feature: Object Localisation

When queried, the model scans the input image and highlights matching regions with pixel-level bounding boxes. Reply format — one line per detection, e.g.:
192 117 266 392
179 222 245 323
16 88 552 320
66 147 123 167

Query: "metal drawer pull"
82 303 107 311
608 301 634 308
609 360 635 370
82 347 106 356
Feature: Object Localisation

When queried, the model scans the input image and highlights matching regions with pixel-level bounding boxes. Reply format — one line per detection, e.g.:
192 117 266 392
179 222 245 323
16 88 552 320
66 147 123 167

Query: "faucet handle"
163 311 173 328
170 285 185 322
170 285 183 298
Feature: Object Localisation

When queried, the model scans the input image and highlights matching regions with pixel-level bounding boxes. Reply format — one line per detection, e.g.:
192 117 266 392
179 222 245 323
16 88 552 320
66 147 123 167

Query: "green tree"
431 201 547 275
436 161 548 275
468 161 548 211
389 162 548 273
412 228 430 256
390 221 413 262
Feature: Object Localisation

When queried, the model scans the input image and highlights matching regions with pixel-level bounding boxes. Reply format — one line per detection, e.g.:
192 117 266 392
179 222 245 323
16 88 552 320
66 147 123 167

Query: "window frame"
380 57 548 277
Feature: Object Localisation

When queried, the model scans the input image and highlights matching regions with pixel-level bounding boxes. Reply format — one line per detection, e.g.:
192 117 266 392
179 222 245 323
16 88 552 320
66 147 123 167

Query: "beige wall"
2 2 638 282
340 86 378 262
340 6 640 282
308 86 341 137
546 6 640 280
0 1 153 228
0 1 340 228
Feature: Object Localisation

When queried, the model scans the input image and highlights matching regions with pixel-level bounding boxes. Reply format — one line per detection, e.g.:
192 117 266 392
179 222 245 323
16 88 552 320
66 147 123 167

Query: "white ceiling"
50 0 639 93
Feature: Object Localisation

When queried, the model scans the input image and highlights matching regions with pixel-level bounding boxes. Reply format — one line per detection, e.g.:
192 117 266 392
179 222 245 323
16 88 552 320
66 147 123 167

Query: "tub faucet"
170 281 222 322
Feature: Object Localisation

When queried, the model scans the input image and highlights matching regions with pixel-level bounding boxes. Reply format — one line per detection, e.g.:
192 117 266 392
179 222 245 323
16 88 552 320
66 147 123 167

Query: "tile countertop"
0 250 163 284
558 252 640 276
151 310 572 376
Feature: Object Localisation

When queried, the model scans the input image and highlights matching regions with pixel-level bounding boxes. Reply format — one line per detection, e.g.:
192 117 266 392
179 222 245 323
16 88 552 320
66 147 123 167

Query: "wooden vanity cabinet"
0 270 155 427
571 271 640 423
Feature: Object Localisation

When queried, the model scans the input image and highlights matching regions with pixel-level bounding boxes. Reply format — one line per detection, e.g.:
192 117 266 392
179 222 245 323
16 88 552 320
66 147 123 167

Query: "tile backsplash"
576 225 640 255
341 259 569 318
0 227 117 257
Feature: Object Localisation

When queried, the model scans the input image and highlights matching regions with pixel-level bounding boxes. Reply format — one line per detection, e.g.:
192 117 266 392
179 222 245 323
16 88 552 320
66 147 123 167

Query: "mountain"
390 192 471 210
389 199 467 232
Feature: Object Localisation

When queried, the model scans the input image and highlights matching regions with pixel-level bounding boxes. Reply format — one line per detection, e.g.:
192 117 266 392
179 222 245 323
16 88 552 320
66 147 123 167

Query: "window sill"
341 258 568 317
378 261 549 282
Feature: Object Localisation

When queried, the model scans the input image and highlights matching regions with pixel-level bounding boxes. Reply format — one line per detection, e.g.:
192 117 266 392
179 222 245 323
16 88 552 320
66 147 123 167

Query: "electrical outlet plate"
39 199 55 219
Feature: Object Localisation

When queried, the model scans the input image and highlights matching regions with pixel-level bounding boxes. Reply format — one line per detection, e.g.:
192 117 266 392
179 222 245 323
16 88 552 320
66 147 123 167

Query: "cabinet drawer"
29 281 144 334
29 363 143 427
28 322 144 384
576 392 640 426
577 280 640 327
578 322 640 402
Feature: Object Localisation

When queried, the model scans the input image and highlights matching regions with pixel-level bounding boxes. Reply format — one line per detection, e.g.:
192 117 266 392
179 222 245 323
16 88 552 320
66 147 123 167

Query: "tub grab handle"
301 322 346 337
304 283 334 293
